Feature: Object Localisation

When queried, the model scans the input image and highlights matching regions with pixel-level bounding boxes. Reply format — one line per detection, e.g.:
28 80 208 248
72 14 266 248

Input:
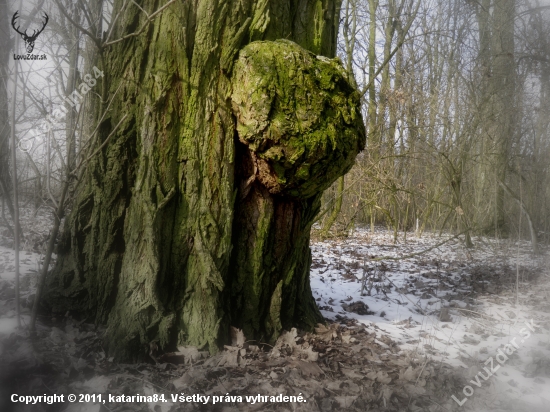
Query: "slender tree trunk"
45 0 365 361
366 0 378 234
10 0 23 328
475 0 493 232
491 0 515 235
498 180 538 254
321 175 345 237
65 32 79 171
476 0 515 235
0 0 13 209
321 0 358 237
367 0 378 154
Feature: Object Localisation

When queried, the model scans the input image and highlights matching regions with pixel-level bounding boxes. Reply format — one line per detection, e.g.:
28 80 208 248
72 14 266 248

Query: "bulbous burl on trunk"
228 40 364 342
44 0 365 361
232 40 364 199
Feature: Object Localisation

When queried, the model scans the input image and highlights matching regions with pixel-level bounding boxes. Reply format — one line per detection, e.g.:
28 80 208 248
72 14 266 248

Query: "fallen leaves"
0 316 468 412
314 323 338 342
342 300 374 315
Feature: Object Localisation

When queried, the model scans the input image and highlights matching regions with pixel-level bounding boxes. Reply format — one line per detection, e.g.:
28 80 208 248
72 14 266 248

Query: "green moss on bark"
232 40 365 199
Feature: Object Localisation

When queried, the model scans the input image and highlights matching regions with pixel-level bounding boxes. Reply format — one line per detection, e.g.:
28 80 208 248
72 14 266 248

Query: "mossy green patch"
231 40 365 199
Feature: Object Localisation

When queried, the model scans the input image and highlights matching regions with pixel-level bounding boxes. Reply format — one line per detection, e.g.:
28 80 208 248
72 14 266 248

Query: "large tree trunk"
44 0 365 361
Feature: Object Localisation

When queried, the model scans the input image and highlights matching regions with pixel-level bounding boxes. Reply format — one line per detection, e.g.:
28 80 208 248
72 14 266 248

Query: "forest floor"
0 205 549 412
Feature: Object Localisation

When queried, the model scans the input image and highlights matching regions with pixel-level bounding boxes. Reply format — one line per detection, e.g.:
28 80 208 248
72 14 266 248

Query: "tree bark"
498 180 538 254
0 0 12 204
475 0 516 235
44 0 365 361
490 0 515 234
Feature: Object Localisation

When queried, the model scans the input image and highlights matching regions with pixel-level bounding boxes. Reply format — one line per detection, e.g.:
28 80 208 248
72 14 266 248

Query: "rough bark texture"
44 0 365 361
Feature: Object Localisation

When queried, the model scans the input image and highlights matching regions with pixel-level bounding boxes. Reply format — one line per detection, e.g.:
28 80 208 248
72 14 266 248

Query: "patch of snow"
311 227 550 411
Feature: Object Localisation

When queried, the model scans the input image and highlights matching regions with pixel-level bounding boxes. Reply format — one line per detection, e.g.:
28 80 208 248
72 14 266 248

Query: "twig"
74 114 128 174
103 0 177 47
74 81 124 162
414 358 428 386
30 174 70 333
370 228 471 262
380 272 426 315
52 0 102 49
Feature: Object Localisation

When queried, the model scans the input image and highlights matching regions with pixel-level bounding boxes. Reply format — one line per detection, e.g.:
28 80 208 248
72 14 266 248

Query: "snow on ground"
1 207 549 411
310 228 550 411
0 204 52 337
0 248 41 337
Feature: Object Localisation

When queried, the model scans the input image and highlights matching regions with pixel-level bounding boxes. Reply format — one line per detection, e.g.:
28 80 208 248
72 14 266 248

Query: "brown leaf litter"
0 320 468 412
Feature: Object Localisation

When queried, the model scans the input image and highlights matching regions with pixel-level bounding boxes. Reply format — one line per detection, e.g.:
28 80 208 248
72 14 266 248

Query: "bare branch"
103 0 177 47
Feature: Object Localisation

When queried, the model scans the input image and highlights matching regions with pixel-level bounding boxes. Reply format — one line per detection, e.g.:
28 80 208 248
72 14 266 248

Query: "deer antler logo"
11 11 49 54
